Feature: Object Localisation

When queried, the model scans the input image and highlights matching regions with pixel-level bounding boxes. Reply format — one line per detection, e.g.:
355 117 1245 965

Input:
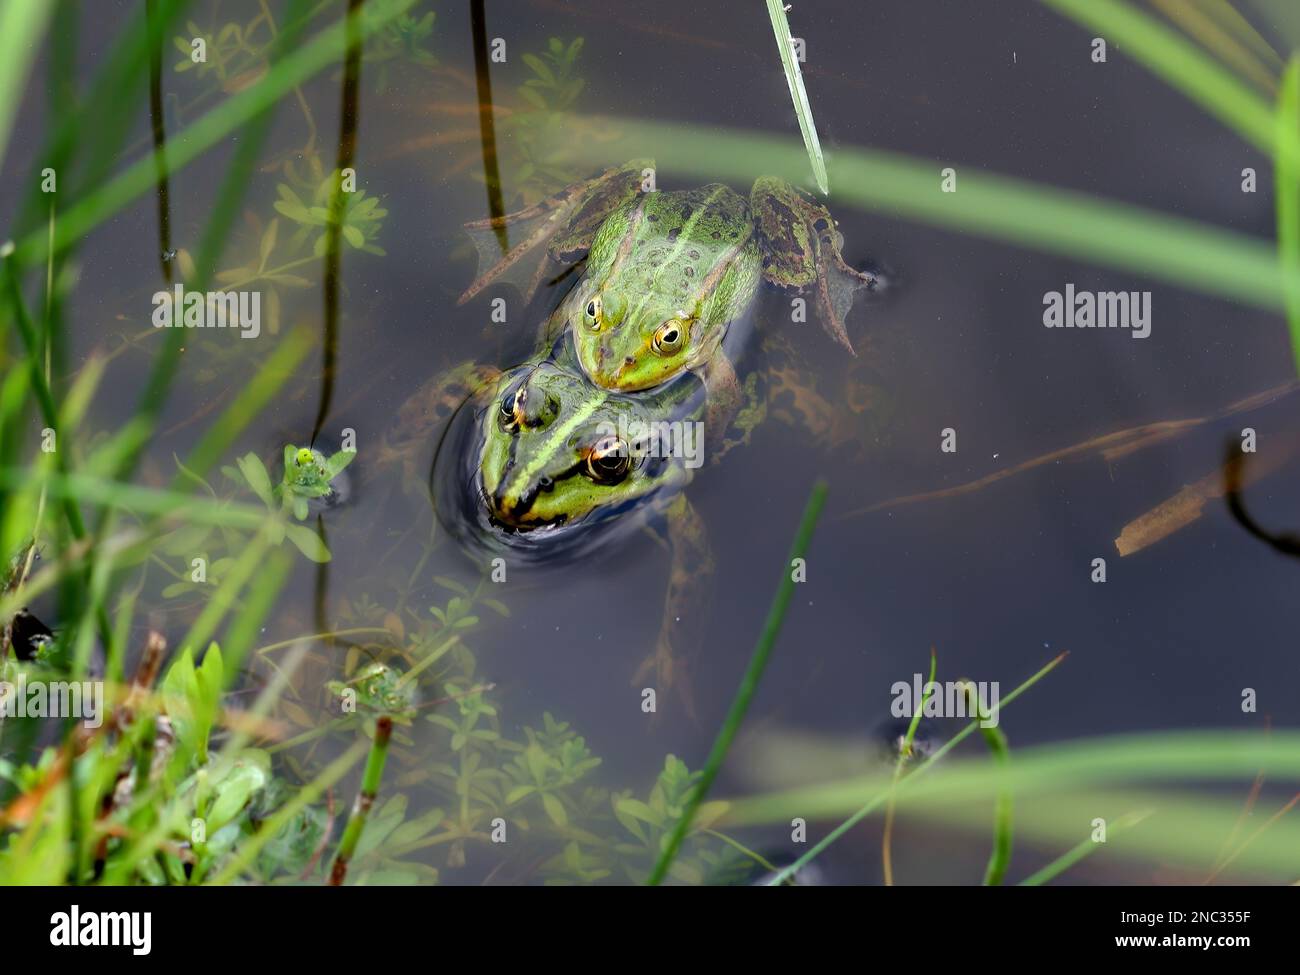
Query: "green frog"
457 161 882 431
416 340 714 712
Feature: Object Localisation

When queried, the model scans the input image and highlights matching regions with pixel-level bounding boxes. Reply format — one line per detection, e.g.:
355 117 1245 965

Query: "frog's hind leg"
750 176 880 355
457 160 650 307
698 354 765 464
633 494 713 721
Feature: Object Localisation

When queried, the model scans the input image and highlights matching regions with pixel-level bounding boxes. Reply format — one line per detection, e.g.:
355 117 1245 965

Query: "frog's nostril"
538 476 553 489
624 356 635 366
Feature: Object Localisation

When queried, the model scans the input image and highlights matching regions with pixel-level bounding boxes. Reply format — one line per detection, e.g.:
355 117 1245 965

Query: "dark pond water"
4 0 1298 884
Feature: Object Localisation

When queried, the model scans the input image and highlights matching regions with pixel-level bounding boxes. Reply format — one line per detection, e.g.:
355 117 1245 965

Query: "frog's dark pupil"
500 384 524 423
586 300 597 317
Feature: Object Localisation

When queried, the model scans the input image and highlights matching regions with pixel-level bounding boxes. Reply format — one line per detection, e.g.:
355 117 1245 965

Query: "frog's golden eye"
583 295 602 330
651 318 688 356
585 435 631 484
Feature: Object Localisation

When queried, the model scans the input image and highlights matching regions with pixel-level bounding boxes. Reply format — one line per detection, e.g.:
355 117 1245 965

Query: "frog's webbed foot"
632 495 713 722
811 231 880 356
632 634 698 723
750 176 881 355
457 160 650 307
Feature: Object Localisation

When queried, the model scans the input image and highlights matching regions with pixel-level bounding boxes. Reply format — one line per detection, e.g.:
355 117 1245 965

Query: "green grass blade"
764 651 1067 884
1194 0 1282 69
10 0 189 243
0 0 55 170
1150 0 1277 93
571 117 1300 312
738 730 1300 826
881 647 935 885
10 0 416 265
1018 809 1152 885
646 480 829 885
1277 57 1300 374
217 548 295 681
959 680 1012 885
764 0 828 194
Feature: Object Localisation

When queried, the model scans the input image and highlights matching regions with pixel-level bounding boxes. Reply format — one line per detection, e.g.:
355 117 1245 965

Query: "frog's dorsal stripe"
607 200 646 281
625 185 741 329
691 236 751 312
502 388 609 506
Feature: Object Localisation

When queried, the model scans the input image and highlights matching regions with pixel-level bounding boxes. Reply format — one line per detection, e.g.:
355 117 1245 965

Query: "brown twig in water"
843 379 1300 519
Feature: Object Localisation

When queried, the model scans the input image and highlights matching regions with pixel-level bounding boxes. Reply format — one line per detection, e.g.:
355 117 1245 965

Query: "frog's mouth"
480 481 568 534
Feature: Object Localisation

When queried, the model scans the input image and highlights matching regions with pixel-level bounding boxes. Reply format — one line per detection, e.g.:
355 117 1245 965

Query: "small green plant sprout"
221 448 345 562
160 643 225 766
327 661 418 725
279 443 354 519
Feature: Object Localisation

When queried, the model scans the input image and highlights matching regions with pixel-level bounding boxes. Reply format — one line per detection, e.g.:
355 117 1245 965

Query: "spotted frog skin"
458 161 881 410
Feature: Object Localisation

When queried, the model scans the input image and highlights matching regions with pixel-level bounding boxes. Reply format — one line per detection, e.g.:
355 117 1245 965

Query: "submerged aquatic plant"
495 37 591 206
273 174 389 258
364 7 438 91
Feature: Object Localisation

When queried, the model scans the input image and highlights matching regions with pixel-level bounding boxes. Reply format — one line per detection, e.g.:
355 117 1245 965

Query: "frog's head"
477 362 678 531
569 287 707 392
565 189 755 392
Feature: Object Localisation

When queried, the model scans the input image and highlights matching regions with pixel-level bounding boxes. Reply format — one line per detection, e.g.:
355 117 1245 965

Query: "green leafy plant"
504 713 602 828
363 7 438 90
519 37 585 113
172 17 270 87
491 37 590 205
273 174 389 257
